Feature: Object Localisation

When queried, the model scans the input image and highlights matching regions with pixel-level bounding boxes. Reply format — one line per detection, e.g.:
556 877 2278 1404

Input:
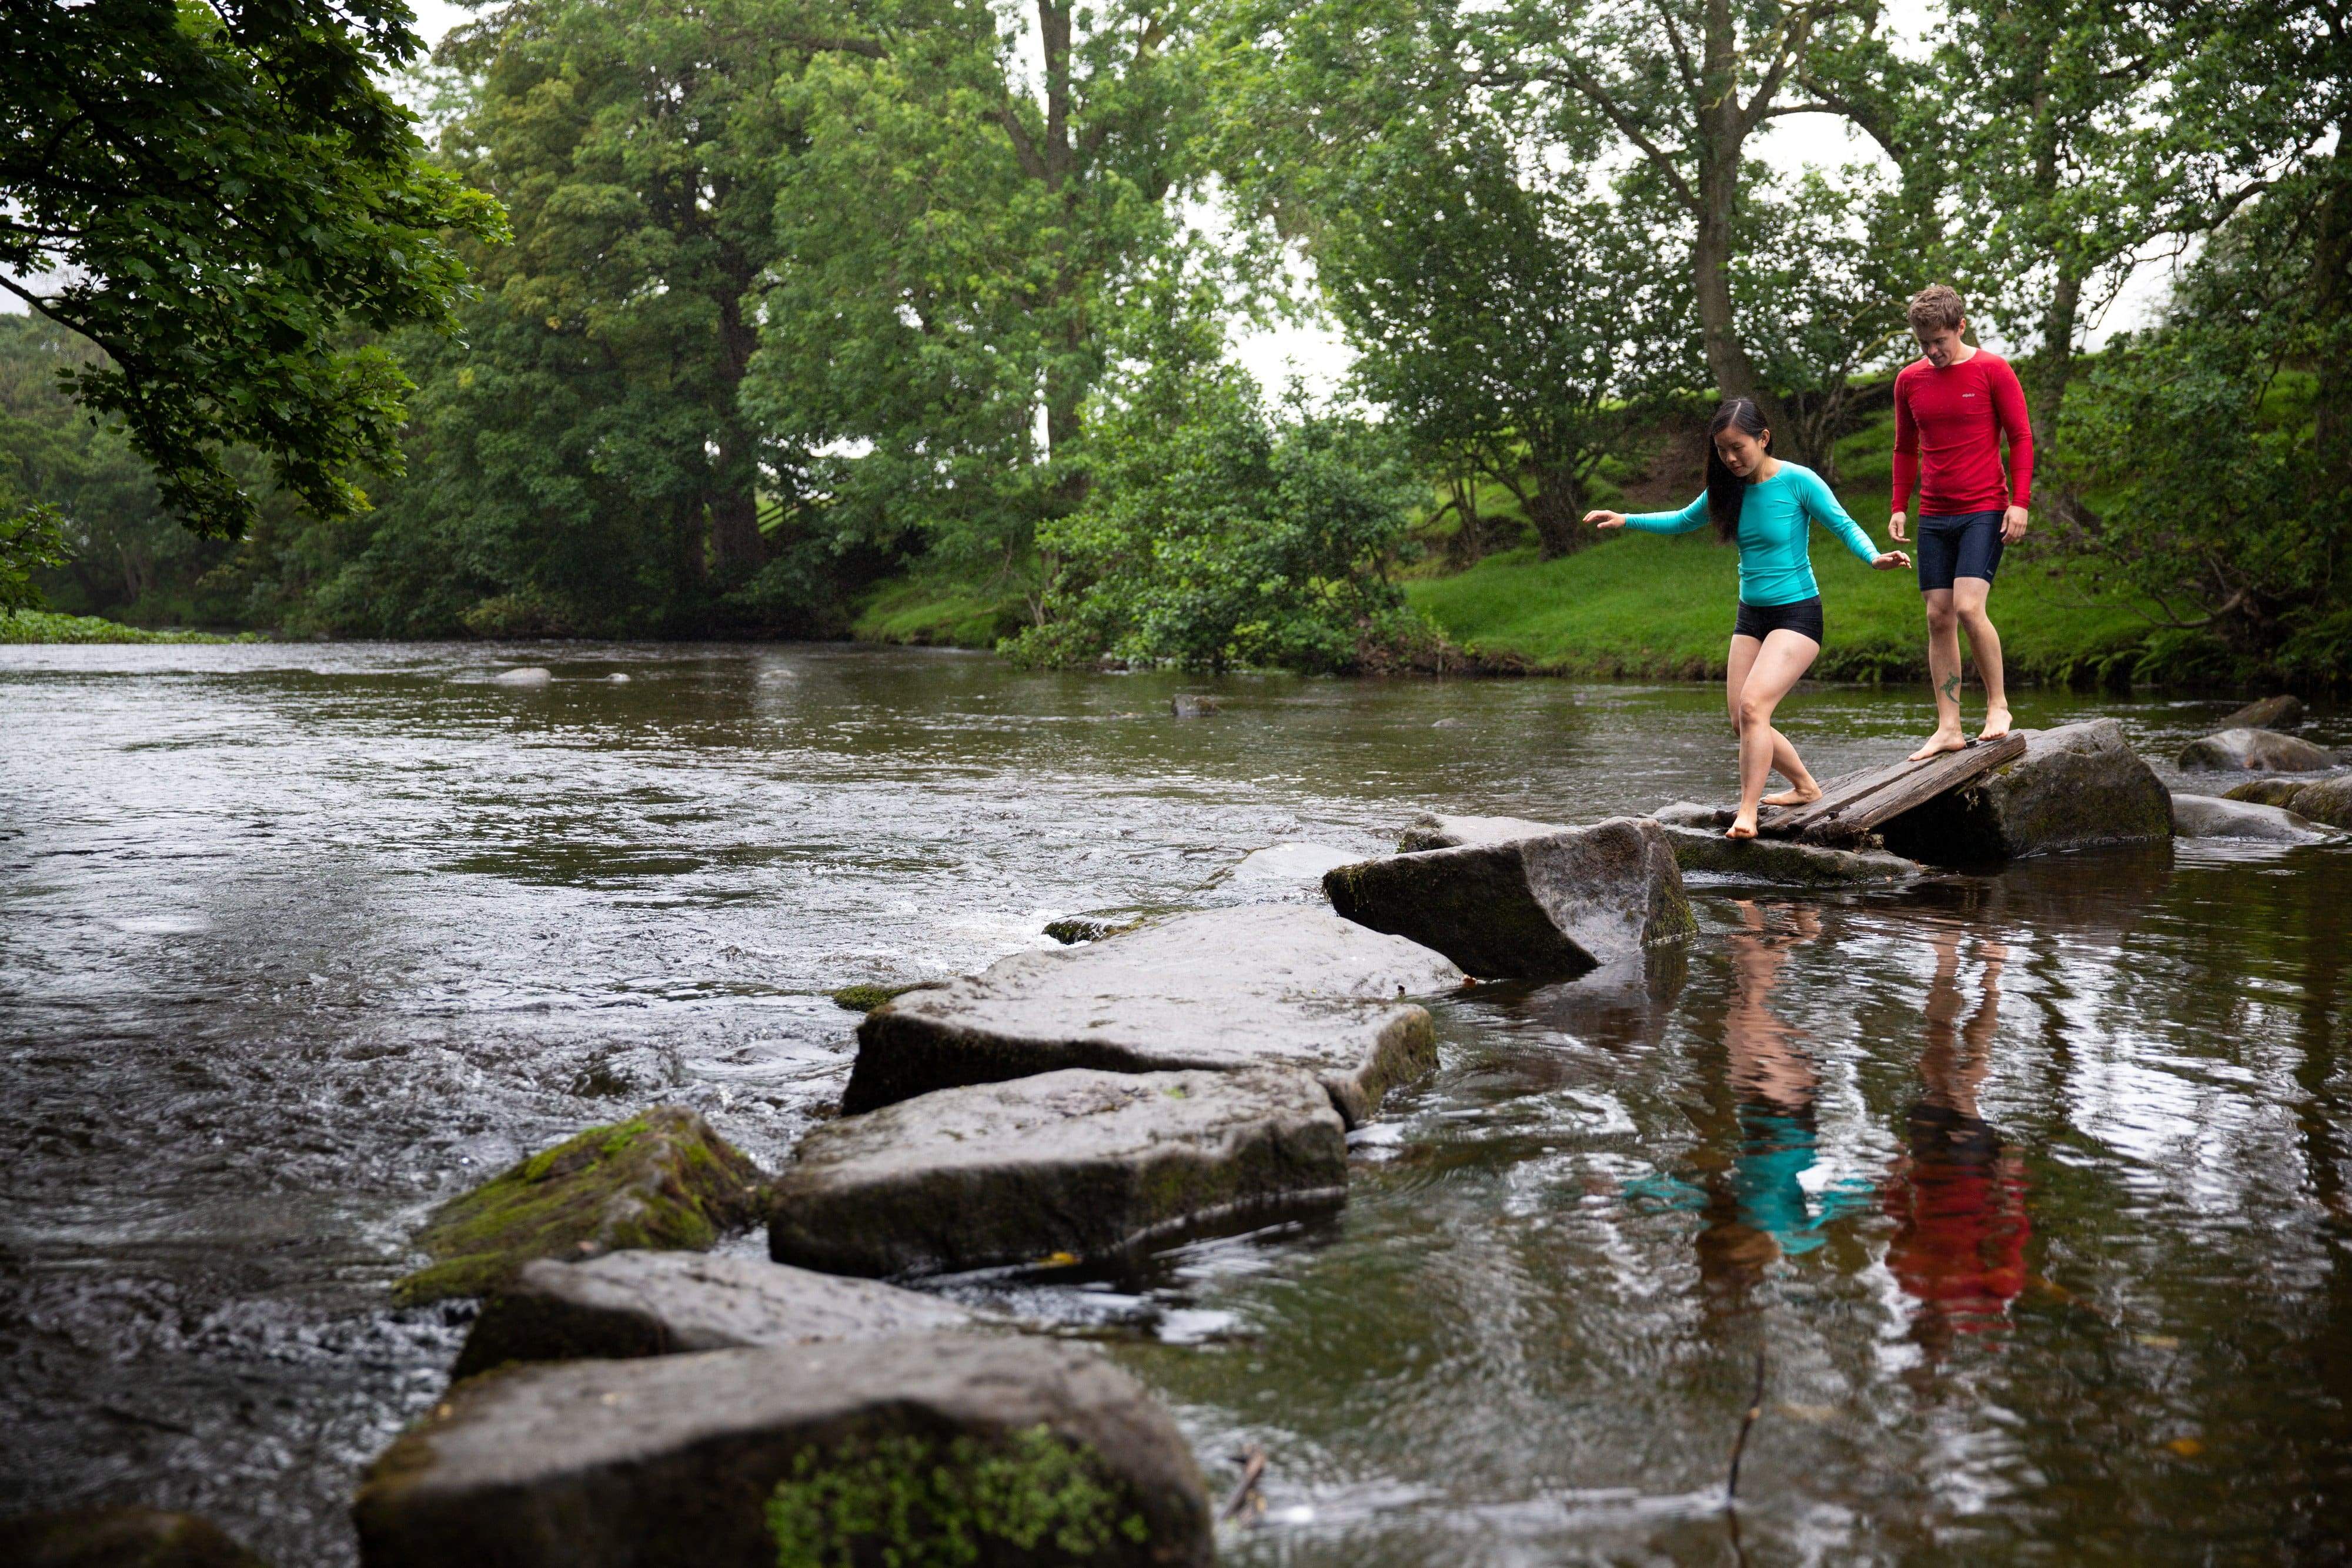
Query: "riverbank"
0 610 254 645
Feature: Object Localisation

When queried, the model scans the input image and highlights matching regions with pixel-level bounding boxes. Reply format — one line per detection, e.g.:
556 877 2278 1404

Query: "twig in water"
1219 1445 1267 1524
1725 1347 1767 1502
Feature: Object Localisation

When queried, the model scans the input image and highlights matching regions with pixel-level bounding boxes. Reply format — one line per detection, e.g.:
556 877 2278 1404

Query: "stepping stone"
2177 727 2335 772
1406 810 1917 887
2170 794 2340 844
771 1067 1345 1278
354 1339 1212 1568
1878 720 2174 864
395 1106 764 1306
453 1252 987 1378
841 906 1462 1126
1323 817 1694 981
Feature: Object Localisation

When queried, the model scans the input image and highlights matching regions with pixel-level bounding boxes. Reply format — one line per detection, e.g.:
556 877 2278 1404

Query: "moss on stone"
833 982 922 1012
393 1106 763 1306
765 1424 1150 1567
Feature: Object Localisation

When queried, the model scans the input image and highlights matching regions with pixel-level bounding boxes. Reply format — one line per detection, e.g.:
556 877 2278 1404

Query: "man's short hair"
1907 285 1966 335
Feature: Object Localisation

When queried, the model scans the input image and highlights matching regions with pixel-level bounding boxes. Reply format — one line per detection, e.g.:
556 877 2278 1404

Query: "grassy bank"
0 610 256 645
849 577 1027 648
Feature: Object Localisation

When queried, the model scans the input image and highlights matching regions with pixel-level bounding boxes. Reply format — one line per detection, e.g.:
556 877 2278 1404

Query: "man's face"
1915 321 1967 367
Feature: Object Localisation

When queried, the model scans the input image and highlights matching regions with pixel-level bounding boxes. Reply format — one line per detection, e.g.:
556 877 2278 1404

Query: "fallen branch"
1725 1348 1766 1502
1219 1445 1268 1524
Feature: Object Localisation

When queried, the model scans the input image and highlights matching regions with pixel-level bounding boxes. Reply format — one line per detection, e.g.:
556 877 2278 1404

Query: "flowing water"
3 642 2348 1565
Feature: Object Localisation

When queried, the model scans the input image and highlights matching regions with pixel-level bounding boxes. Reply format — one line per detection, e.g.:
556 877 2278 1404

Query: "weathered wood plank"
1756 733 2027 845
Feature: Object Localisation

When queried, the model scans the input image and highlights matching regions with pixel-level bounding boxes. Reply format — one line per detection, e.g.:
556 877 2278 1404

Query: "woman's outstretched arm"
1797 469 1885 566
1604 493 1710 534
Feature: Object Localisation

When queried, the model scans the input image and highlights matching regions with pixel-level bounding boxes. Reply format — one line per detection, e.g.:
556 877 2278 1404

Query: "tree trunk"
1691 0 1792 442
707 282 768 583
1527 465 1586 557
1444 473 1484 567
2030 266 2082 452
2312 125 2352 499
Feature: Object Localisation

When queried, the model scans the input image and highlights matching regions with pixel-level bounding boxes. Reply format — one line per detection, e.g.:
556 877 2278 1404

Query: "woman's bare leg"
1725 635 1820 807
1729 630 1823 837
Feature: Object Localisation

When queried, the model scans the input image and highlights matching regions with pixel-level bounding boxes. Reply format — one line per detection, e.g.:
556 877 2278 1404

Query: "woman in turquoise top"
1586 399 1910 838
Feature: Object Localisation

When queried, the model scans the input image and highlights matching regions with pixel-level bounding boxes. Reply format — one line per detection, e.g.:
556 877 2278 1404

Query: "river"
3 642 2348 1564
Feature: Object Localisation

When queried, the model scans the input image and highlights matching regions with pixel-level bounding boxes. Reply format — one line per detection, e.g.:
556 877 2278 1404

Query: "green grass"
850 576 1028 648
0 610 256 644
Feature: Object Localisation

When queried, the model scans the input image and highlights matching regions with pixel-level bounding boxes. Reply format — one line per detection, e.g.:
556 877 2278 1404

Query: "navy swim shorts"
1916 509 2007 592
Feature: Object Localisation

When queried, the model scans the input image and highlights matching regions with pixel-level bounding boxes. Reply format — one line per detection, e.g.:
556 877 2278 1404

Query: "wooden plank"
1755 733 2027 845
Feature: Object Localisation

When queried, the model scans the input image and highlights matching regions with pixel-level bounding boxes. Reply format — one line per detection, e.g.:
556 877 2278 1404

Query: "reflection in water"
1884 927 2030 1355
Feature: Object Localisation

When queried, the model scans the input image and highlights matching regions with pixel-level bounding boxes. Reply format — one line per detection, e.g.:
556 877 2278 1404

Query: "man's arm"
1890 373 1918 541
1990 359 2033 542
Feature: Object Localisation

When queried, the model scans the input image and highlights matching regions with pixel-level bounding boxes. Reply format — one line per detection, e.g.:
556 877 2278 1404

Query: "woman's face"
1715 426 1770 478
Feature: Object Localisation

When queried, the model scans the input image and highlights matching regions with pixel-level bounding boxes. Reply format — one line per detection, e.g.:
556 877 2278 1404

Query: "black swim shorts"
1916 509 2007 591
1732 595 1825 644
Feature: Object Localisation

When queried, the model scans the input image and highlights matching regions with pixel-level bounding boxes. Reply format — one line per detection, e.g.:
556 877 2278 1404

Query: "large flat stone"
841 906 1462 1126
354 1339 1211 1567
771 1067 1345 1278
1324 817 1695 981
396 1107 765 1306
2170 793 2340 844
1877 720 2173 864
2176 727 2336 772
1402 810 1917 888
453 1252 985 1378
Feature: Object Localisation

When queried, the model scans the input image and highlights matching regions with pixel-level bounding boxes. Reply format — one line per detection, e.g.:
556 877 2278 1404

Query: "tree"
0 0 505 537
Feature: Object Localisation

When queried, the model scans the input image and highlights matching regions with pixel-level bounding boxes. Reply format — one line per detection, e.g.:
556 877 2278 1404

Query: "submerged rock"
1323 817 1695 981
1655 824 1921 887
842 906 1461 1126
1214 842 1362 889
394 1107 764 1306
353 1339 1212 1568
1043 914 1149 944
1877 720 2172 864
2223 694 2303 729
453 1251 983 1377
2221 778 2310 808
2287 774 2352 830
1170 694 1219 718
2170 794 2339 844
0 1507 267 1568
2176 727 2336 772
771 1067 1345 1279
488 667 552 687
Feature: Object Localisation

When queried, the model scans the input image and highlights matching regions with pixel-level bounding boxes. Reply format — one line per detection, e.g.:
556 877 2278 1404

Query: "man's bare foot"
1907 729 1969 761
1762 784 1822 807
1726 815 1758 840
1978 708 2012 742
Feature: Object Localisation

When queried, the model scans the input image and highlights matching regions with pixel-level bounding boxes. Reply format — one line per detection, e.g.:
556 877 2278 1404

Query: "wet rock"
1656 824 1921 887
453 1251 983 1378
1214 842 1362 888
1877 720 2173 864
831 981 924 1013
2287 774 2352 830
1395 812 1569 852
843 906 1461 1126
489 667 552 687
2222 694 2303 729
1651 800 1734 830
2222 778 2310 808
2170 794 2338 844
1170 694 1219 718
395 1106 764 1306
1324 817 1695 981
2176 727 2336 772
1043 914 1151 945
0 1507 267 1568
353 1339 1211 1568
771 1067 1345 1278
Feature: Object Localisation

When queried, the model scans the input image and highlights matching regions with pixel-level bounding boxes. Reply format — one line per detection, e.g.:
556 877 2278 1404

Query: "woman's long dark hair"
1705 397 1772 542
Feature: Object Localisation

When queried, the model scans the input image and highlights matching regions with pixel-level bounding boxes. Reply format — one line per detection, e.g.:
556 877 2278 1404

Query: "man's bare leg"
1953 577 2009 740
1910 587 1969 760
1726 634 1822 806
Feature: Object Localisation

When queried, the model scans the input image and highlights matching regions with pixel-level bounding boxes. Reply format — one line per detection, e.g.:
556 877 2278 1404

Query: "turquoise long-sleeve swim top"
1623 462 1880 607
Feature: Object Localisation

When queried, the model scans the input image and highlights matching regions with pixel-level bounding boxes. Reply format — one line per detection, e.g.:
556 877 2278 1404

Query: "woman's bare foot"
1726 815 1759 840
1978 707 2012 742
1907 728 1969 761
1762 784 1822 807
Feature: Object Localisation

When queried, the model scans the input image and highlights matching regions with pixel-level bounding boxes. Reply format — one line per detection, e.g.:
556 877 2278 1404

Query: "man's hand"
1873 550 1912 571
1585 510 1627 530
2002 505 2029 544
1889 511 1907 542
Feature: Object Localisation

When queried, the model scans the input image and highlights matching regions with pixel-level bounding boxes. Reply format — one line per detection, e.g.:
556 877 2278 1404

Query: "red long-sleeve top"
1891 350 2034 517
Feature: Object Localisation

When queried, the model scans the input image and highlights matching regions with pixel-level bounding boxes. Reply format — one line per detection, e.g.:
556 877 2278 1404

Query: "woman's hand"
1872 550 1912 571
1585 510 1627 530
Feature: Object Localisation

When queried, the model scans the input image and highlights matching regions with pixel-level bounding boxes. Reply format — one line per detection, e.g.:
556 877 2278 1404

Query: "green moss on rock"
394 1106 763 1306
766 1424 1151 1567
833 982 923 1013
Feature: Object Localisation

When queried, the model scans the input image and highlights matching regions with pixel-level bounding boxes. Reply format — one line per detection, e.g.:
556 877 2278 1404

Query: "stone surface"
1170 694 1218 718
1324 817 1695 981
1650 800 1733 830
1213 842 1362 888
354 1339 1211 1568
1877 720 2173 864
2288 774 2352 830
772 1067 1345 1278
0 1508 267 1568
1395 812 1571 852
1043 914 1150 944
2170 794 2338 844
1403 809 1916 887
453 1251 985 1378
489 667 552 687
842 906 1461 1126
2222 778 2310 808
395 1107 764 1306
2223 694 2303 729
2176 727 2336 772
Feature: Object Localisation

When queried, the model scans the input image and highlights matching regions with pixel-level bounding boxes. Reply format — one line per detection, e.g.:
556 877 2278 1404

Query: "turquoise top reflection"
1623 462 1880 607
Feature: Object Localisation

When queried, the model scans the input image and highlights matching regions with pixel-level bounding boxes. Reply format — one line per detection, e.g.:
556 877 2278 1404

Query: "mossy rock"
393 1106 763 1306
833 982 923 1013
0 1506 267 1567
2223 778 2310 808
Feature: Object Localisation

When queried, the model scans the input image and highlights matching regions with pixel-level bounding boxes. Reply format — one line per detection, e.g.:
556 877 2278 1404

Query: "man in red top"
1889 284 2034 758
